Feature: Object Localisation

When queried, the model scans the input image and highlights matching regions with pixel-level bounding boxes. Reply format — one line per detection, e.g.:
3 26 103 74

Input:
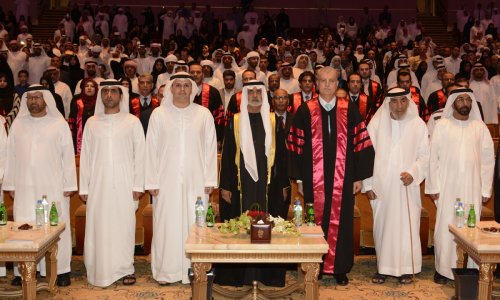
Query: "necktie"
277 116 284 130
305 95 310 100
351 96 357 102
143 97 148 107
324 103 333 111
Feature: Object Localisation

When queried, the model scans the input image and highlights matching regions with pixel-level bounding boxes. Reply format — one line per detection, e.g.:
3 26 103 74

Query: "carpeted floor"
0 255 487 299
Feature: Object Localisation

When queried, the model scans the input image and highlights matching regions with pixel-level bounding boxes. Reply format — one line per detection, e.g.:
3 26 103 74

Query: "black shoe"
11 276 21 286
433 271 448 285
334 274 349 286
57 272 71 287
398 274 413 284
372 273 387 284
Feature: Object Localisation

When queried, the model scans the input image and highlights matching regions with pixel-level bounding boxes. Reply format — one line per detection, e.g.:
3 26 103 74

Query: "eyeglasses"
273 96 289 100
26 96 43 101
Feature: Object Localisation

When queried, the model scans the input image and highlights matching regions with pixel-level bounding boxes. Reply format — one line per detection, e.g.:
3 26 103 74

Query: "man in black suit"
268 88 293 219
267 73 280 108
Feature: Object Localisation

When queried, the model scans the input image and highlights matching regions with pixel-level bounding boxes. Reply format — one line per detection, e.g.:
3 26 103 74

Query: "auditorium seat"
142 204 152 255
481 206 495 221
353 205 361 255
420 207 429 255
487 124 499 139
74 204 86 255
74 192 151 255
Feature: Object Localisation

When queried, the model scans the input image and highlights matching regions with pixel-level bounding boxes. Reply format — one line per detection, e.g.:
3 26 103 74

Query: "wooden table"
0 222 65 300
185 225 328 300
449 221 500 300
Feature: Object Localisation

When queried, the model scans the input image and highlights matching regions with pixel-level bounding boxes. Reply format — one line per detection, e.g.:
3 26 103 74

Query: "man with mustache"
3 84 77 287
145 73 217 286
426 88 494 284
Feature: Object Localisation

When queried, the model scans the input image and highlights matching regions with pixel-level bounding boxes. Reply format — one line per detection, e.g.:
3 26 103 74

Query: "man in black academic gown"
217 80 285 287
287 66 374 285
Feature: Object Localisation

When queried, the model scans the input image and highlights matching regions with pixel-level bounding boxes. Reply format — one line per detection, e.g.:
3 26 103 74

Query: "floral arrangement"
218 211 299 236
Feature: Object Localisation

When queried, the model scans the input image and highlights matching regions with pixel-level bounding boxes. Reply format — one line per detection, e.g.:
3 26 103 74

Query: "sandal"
122 274 136 285
398 274 413 284
372 273 387 284
157 280 170 286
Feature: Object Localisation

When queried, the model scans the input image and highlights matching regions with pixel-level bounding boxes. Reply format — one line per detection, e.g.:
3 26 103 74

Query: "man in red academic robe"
289 71 318 113
358 60 383 123
426 71 455 118
397 70 427 121
189 63 225 141
288 67 374 285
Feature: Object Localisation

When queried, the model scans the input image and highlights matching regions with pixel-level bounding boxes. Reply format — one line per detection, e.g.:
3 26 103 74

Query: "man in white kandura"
3 84 77 286
363 87 429 285
79 80 145 287
145 72 218 285
426 88 494 284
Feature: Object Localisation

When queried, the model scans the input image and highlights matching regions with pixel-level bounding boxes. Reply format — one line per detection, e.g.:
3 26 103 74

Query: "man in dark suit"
267 73 280 108
268 88 293 218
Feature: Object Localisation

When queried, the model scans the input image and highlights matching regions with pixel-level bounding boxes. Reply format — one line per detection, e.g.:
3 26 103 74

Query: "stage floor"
0 255 474 299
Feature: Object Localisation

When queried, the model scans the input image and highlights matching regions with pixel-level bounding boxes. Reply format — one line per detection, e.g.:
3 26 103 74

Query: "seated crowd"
0 0 498 292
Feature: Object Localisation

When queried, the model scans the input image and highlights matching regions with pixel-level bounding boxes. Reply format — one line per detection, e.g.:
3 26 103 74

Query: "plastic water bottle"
35 200 44 227
195 197 205 227
41 195 49 224
293 198 303 227
455 198 465 228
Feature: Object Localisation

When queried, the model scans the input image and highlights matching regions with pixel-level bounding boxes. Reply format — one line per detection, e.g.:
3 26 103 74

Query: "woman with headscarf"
0 72 20 132
456 60 472 80
292 54 313 79
328 55 348 90
151 58 167 89
39 75 65 117
0 55 18 128
60 54 84 94
68 78 98 154
415 60 428 86
462 16 474 43
329 55 348 81
118 76 139 100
